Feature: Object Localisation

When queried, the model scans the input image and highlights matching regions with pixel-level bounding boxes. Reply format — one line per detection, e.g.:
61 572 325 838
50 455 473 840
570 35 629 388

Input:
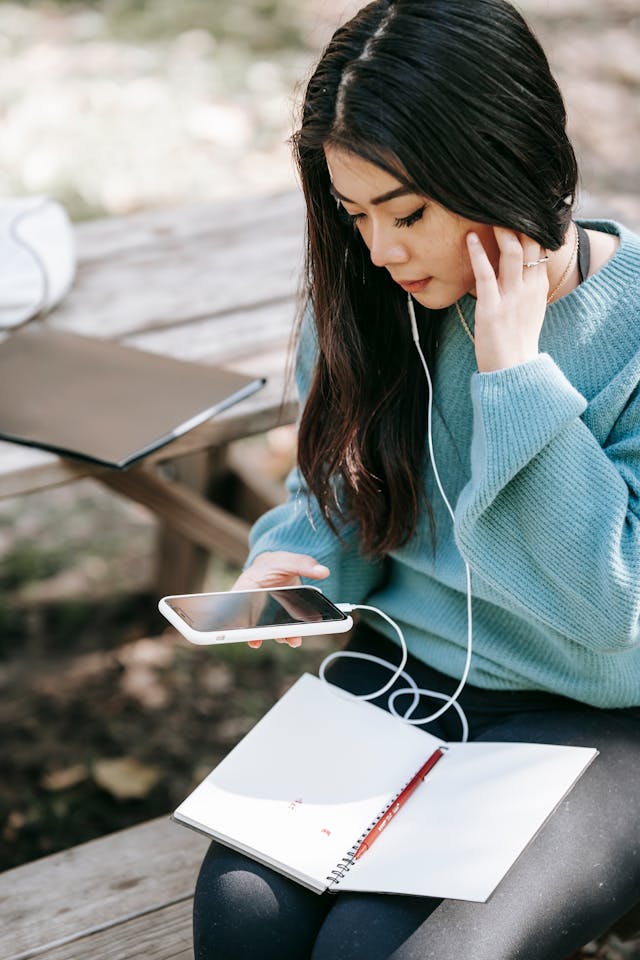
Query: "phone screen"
165 588 347 633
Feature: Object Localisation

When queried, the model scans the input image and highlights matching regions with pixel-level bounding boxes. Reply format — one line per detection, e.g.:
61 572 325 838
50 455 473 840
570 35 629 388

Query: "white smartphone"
158 585 353 645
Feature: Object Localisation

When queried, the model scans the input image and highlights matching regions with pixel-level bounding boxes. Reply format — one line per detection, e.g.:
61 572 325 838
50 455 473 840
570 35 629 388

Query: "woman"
194 1 640 957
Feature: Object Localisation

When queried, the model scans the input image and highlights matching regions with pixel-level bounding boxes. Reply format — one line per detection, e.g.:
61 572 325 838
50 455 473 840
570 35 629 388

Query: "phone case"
158 586 353 645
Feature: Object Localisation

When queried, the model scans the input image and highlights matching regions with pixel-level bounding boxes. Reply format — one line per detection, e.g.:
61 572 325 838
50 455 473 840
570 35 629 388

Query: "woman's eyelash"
336 206 364 227
337 204 426 228
395 205 426 228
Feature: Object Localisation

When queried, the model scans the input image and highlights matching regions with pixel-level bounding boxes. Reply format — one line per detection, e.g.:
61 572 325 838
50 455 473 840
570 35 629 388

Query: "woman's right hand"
232 551 330 650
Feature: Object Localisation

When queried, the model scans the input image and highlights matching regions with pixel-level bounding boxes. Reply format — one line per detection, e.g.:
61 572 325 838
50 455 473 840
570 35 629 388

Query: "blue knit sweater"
247 220 640 708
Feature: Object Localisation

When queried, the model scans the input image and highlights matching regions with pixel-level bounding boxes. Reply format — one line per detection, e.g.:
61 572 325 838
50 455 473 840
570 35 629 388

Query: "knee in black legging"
193 843 330 960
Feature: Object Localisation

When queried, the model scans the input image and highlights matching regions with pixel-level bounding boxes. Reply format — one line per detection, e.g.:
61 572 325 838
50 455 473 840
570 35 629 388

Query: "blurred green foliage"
0 541 70 591
15 0 311 51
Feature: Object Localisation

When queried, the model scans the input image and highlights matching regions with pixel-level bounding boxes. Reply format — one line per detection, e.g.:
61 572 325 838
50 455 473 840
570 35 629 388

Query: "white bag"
0 196 76 328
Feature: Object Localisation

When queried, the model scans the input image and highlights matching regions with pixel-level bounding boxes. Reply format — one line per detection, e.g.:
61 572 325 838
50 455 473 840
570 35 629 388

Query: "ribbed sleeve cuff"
245 496 383 606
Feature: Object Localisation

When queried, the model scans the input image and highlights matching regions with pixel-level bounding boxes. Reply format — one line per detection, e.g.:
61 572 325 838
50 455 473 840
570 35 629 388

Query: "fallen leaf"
41 764 89 791
92 757 161 800
118 636 175 669
3 811 26 841
119 664 170 709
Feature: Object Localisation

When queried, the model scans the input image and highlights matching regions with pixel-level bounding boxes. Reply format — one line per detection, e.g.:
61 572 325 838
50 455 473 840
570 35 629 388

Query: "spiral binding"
326 852 357 886
325 790 408 887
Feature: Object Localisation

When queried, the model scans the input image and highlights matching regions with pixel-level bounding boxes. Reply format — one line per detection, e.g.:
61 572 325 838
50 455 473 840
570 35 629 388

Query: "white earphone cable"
318 293 474 742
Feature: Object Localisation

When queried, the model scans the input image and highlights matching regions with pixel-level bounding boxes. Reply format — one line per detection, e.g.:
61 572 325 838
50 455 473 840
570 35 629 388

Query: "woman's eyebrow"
329 183 416 206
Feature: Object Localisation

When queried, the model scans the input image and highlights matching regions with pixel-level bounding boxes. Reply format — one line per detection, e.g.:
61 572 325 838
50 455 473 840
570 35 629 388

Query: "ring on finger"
523 255 550 268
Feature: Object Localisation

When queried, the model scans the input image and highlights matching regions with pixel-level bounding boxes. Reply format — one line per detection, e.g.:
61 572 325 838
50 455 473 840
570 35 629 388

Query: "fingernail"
290 638 302 648
468 232 479 244
312 563 329 575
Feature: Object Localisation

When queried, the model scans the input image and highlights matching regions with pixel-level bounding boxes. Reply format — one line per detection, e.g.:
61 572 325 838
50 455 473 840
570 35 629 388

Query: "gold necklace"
455 301 475 344
546 222 579 304
455 223 580 344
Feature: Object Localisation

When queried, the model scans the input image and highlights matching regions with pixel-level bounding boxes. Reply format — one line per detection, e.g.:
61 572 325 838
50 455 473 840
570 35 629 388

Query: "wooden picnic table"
1 190 638 594
0 189 306 592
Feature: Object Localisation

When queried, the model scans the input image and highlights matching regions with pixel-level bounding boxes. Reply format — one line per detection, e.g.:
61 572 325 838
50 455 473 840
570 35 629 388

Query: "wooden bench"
0 816 208 960
1 813 639 960
0 189 306 595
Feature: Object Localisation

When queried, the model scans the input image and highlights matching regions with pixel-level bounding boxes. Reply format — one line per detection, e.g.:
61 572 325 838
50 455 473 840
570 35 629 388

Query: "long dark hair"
291 0 578 557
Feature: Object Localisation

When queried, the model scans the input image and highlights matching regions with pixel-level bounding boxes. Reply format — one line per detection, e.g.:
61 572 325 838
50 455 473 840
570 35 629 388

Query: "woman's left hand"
466 226 549 373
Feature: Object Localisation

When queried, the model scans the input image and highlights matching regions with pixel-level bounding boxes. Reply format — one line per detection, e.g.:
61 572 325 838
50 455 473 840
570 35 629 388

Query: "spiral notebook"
0 326 265 468
173 674 597 901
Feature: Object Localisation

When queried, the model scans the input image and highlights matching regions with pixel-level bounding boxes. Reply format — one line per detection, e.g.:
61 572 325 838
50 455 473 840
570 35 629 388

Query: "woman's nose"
368 225 409 268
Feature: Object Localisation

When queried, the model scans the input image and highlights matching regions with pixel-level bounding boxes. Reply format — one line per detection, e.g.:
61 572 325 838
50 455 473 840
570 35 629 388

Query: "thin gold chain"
546 222 579 304
455 223 580 345
455 301 475 344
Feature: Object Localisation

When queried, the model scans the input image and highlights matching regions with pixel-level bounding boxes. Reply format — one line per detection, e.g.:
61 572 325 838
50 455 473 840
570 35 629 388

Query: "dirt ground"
1 1 639 955
0 588 334 867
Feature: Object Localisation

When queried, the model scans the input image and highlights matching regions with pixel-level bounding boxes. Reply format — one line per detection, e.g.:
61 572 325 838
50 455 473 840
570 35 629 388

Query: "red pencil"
353 747 446 861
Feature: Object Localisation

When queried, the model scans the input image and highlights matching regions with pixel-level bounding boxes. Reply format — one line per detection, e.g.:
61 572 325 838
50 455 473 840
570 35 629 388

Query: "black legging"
193 625 640 959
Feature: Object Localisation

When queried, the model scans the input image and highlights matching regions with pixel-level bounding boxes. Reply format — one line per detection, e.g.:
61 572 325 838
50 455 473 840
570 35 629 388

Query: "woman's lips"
395 277 432 293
